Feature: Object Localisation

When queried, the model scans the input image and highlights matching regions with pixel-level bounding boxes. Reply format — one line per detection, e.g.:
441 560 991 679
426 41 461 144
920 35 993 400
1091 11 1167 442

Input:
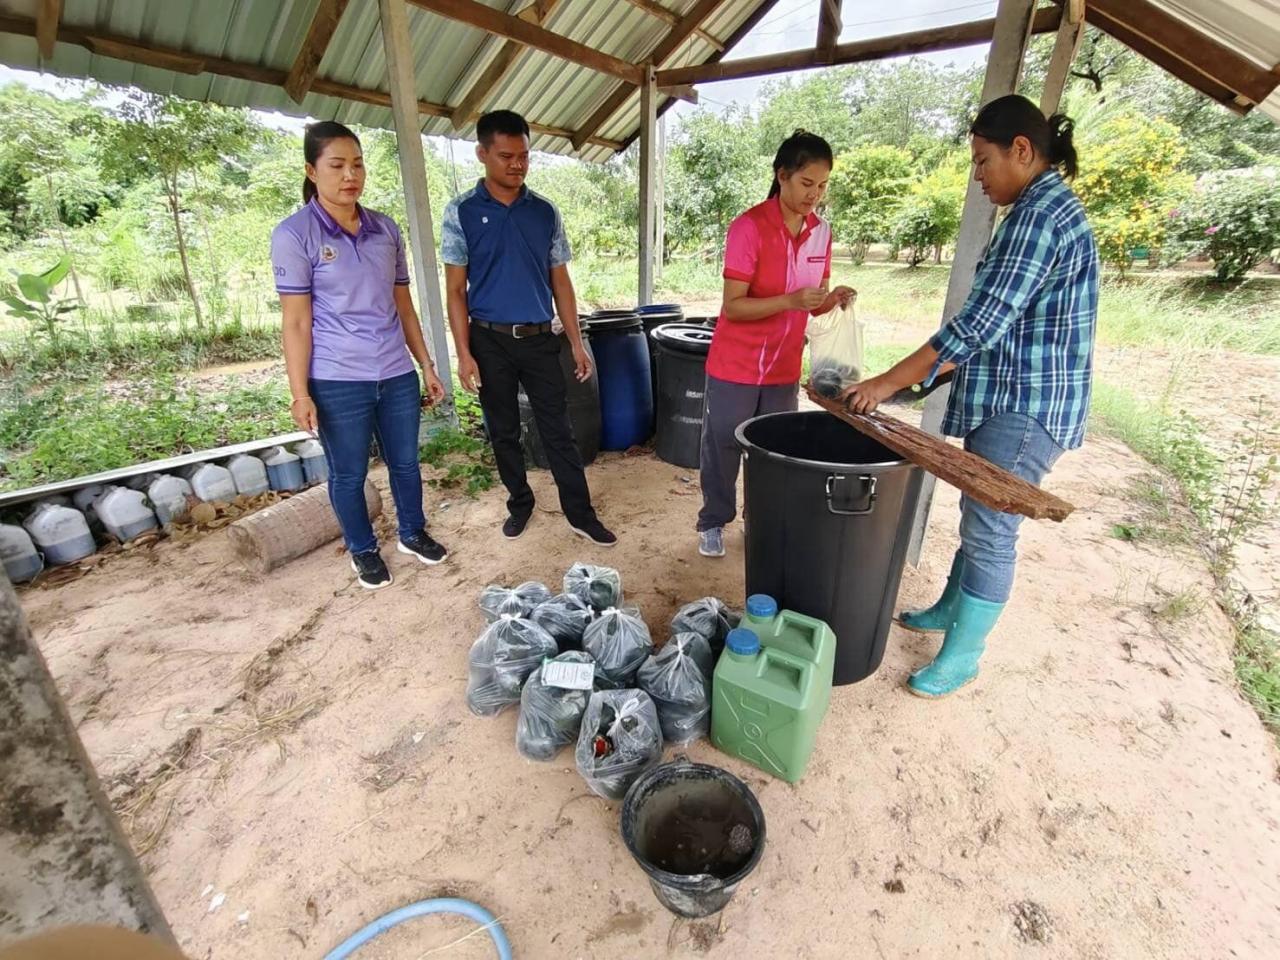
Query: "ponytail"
1046 113 1078 180
970 94 1080 180
302 178 317 203
768 129 834 199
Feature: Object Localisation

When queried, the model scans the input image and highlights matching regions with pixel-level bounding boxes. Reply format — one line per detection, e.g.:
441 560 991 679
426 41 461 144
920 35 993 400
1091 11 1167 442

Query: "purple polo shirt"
270 199 415 381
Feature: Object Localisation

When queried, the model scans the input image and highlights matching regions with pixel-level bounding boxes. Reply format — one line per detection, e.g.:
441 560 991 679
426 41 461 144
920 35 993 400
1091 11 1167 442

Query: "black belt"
472 319 553 339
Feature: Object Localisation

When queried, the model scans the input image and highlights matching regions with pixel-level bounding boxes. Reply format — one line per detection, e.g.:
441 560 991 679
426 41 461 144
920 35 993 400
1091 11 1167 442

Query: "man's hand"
422 365 447 406
839 374 896 415
789 287 827 312
571 343 592 382
458 355 482 393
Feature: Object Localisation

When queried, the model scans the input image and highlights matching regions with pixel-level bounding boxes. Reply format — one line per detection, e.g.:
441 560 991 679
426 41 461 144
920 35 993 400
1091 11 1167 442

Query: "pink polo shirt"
707 197 832 386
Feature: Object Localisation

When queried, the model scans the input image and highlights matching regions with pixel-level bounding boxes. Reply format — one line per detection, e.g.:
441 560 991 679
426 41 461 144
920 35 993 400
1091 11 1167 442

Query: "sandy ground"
13 410 1280 959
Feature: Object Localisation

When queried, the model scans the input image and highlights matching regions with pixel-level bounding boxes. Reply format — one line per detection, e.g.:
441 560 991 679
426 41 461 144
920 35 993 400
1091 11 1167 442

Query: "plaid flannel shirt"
929 170 1099 450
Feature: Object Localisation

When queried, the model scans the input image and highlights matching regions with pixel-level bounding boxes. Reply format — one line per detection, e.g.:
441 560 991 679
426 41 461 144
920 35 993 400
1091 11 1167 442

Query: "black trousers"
470 322 596 527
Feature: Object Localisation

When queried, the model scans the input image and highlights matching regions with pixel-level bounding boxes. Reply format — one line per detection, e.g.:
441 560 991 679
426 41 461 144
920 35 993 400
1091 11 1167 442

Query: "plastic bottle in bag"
529 592 595 651
583 607 653 686
563 562 623 612
574 689 663 800
671 597 741 658
637 634 714 746
479 581 553 622
516 651 595 761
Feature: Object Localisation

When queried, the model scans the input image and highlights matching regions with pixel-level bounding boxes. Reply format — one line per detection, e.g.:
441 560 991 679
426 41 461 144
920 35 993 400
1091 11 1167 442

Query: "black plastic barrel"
637 304 683 426
517 332 600 469
651 323 713 469
621 758 766 919
736 411 923 685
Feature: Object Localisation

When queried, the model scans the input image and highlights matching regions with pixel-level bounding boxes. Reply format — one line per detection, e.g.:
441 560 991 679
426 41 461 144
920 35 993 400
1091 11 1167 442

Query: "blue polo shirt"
440 180 572 325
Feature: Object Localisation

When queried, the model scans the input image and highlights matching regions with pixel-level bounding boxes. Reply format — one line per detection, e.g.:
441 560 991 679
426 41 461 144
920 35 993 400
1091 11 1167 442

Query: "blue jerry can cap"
745 594 778 619
725 628 761 656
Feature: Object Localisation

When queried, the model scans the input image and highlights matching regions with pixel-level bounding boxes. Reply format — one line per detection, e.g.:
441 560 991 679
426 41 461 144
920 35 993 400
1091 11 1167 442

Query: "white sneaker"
698 528 726 558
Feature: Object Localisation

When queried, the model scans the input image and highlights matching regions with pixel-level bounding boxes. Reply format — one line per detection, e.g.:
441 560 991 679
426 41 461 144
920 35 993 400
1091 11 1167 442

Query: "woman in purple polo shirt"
272 121 449 590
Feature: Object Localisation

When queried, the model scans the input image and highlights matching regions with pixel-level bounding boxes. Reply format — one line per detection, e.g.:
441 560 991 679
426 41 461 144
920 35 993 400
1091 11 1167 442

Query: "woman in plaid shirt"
843 95 1099 699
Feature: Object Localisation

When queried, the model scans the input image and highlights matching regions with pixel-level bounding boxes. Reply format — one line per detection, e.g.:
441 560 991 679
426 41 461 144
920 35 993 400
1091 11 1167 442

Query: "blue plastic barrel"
588 311 653 451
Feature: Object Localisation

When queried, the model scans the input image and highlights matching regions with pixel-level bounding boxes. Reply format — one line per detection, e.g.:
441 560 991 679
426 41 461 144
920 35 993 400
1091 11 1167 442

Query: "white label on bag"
543 660 595 691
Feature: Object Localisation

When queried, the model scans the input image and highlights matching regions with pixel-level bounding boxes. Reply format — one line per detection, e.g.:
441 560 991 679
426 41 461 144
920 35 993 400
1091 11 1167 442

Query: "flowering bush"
1166 166 1280 281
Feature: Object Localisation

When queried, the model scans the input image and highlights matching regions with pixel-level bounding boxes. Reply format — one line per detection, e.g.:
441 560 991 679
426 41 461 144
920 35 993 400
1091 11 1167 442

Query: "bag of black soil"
516 651 596 761
671 597 741 657
529 593 595 651
583 607 653 687
466 615 558 716
574 689 664 800
637 634 713 746
806 297 865 399
563 562 623 612
479 581 552 622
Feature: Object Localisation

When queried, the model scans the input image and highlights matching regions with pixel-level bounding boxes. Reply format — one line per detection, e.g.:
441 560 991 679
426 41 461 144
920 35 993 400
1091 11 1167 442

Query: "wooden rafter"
571 0 726 150
621 0 725 52
36 0 60 59
816 0 842 63
449 0 562 131
406 0 642 85
285 0 350 104
0 13 623 152
657 5 1062 86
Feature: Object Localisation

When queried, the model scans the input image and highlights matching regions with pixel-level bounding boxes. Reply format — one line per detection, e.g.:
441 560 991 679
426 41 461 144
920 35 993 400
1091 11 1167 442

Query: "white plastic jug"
262 446 305 492
126 472 160 492
72 484 105 513
188 463 237 503
23 502 95 565
97 487 158 542
293 438 328 486
226 453 270 496
1 523 42 583
147 474 194 526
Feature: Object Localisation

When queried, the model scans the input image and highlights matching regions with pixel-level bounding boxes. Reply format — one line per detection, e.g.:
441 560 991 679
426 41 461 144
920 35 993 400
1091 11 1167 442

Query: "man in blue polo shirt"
442 110 616 546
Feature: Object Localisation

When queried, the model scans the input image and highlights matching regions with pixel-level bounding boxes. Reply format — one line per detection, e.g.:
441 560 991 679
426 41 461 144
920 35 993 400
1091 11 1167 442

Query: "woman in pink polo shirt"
697 130 854 558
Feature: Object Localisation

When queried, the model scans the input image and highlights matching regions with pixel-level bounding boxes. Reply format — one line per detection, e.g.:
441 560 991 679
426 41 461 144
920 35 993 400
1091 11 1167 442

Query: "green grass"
1235 622 1280 734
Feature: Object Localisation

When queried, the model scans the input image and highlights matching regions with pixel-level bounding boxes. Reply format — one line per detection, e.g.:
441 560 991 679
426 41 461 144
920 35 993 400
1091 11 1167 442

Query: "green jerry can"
741 594 835 715
711 628 825 783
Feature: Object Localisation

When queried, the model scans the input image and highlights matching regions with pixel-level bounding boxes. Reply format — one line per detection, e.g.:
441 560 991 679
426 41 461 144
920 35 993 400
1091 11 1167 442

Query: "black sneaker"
398 530 448 565
503 513 531 540
350 550 393 590
570 519 618 547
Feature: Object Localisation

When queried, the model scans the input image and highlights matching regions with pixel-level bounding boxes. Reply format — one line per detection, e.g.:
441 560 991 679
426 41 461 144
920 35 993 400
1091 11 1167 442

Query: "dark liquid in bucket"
636 780 757 878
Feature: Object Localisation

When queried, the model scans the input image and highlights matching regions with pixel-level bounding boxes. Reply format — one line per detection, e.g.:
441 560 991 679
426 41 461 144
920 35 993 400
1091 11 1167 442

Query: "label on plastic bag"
542 660 595 691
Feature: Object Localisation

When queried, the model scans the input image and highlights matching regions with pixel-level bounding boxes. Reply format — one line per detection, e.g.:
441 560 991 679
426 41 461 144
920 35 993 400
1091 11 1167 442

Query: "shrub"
1166 166 1280 281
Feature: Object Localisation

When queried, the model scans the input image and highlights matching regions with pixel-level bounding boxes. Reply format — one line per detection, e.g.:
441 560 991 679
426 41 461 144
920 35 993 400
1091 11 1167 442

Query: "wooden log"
805 388 1075 522
227 480 381 573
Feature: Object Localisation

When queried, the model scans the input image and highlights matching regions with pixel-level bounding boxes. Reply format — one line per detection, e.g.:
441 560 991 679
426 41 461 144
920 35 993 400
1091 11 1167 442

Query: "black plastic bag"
479 581 552 623
466 615 557 715
637 635 713 745
563 563 623 612
529 593 595 651
516 651 594 761
671 597 741 657
574 689 663 800
583 607 653 687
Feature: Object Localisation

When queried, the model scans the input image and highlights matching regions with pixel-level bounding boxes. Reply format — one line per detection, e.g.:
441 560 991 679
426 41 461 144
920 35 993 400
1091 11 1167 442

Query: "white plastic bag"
807 296 865 398
637 635 713 746
583 607 653 687
574 690 664 800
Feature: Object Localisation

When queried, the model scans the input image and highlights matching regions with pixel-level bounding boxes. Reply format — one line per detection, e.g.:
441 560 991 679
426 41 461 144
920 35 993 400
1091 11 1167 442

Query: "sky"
0 0 1001 141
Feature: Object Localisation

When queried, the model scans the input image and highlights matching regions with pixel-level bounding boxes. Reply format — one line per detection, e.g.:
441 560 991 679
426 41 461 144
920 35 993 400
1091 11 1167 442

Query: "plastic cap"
746 594 778 619
725 628 760 656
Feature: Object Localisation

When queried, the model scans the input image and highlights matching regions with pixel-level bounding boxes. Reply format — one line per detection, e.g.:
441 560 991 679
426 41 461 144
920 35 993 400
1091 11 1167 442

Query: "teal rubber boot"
907 589 1005 698
898 552 964 634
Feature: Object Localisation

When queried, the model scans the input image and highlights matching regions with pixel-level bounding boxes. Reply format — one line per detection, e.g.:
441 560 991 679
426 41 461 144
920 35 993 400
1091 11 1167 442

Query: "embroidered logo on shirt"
320 244 338 263
482 216 489 224
807 255 825 263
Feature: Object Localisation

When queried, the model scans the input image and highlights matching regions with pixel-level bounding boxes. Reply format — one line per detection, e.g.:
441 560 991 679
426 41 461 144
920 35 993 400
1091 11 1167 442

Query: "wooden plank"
621 0 724 51
817 0 842 63
571 0 726 149
1041 9 1084 115
449 0 563 130
807 390 1074 522
36 0 60 59
82 34 207 75
638 66 658 305
407 0 643 85
657 5 1060 86
285 0 351 103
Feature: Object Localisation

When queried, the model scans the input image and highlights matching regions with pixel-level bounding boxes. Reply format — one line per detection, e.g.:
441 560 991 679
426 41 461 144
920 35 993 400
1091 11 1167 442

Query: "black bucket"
736 411 924 685
621 758 766 919
652 323 713 469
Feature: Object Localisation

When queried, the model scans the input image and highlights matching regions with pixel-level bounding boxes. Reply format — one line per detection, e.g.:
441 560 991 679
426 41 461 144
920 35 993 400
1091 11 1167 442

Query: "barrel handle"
825 473 877 516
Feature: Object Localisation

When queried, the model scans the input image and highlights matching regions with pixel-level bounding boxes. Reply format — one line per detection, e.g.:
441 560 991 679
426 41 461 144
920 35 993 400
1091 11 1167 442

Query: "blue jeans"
958 413 1065 604
310 370 425 555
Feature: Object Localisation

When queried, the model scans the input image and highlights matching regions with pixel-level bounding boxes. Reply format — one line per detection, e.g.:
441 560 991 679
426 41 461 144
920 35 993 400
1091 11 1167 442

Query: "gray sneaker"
698 527 726 558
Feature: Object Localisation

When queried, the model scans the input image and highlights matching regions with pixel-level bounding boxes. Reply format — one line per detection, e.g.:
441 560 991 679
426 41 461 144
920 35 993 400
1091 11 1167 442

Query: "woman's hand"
817 285 857 314
422 365 447 407
291 397 318 435
789 287 827 312
571 343 593 383
839 375 896 415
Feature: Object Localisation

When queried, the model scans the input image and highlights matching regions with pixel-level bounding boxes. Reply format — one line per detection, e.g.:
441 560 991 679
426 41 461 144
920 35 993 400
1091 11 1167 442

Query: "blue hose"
322 898 513 960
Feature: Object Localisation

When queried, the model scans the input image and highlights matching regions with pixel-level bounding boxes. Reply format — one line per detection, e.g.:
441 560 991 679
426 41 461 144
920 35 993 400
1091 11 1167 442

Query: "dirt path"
14 433 1280 958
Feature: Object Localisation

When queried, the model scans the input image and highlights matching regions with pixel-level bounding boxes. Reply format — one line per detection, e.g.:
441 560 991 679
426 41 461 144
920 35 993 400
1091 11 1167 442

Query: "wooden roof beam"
36 0 60 59
817 0 842 64
0 13 623 152
571 0 726 150
407 0 643 85
656 5 1062 86
621 0 725 52
449 0 563 131
285 0 350 103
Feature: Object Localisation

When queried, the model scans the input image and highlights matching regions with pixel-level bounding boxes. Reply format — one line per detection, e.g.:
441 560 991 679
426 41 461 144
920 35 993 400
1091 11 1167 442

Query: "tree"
846 59 982 151
92 92 252 326
756 69 859 154
826 145 913 261
666 109 767 257
1167 166 1280 281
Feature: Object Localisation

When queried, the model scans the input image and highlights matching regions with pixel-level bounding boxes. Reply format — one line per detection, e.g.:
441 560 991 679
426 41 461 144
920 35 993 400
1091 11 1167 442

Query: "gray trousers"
697 374 798 532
